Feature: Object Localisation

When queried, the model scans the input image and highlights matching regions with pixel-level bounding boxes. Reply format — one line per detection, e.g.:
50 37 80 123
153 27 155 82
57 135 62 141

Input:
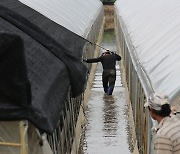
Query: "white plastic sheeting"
18 0 103 37
115 0 180 100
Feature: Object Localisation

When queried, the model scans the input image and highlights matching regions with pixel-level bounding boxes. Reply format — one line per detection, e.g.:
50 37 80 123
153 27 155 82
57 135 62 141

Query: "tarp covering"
0 34 31 107
0 0 91 133
115 0 180 100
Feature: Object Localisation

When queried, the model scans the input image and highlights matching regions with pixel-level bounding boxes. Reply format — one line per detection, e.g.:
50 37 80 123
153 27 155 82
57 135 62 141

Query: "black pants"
102 70 116 95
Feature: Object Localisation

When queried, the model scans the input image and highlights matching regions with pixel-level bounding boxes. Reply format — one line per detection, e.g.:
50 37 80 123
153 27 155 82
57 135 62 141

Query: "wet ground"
79 30 132 154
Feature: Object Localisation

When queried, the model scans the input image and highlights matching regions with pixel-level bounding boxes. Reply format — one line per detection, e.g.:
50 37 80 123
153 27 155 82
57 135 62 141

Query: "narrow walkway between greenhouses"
79 29 132 154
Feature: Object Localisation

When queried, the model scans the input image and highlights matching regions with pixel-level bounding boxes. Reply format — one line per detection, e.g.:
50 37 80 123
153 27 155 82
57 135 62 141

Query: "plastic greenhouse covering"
115 0 180 101
19 0 103 37
0 0 103 134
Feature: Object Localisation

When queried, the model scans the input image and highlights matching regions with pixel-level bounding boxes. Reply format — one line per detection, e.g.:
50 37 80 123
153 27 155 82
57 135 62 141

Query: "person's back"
85 51 121 70
155 115 180 154
83 50 121 95
101 53 119 70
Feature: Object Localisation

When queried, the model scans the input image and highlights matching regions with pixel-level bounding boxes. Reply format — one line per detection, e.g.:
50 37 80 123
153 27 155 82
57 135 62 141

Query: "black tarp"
0 0 88 133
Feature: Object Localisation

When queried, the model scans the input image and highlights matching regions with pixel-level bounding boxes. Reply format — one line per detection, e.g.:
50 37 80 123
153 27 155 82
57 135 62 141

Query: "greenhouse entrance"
78 5 132 154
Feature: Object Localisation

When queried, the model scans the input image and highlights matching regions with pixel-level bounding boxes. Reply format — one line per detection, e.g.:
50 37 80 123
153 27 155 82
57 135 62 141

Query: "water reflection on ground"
79 29 131 154
79 64 131 154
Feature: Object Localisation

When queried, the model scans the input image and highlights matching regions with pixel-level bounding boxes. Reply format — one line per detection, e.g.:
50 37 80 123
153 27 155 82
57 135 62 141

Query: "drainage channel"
78 26 132 154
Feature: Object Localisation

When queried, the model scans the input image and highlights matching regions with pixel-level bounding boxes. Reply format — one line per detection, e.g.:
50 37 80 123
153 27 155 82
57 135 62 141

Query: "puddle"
79 55 132 154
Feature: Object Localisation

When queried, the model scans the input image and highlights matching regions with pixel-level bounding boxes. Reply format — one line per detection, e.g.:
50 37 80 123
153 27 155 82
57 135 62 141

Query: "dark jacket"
86 52 121 70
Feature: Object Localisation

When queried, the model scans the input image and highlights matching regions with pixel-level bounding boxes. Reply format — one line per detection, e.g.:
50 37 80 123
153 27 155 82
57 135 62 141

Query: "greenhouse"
115 0 180 153
0 0 103 153
0 0 179 153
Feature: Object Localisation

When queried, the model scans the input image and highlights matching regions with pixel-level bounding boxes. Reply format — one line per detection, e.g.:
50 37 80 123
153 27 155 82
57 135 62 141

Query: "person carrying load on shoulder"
144 92 180 154
83 49 121 95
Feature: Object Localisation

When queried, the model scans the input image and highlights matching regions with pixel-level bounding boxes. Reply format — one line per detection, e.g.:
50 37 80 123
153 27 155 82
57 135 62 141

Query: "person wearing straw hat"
144 92 180 154
83 49 121 95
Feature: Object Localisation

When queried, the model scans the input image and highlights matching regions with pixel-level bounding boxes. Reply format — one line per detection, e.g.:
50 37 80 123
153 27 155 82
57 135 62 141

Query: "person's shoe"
104 87 108 94
107 87 113 95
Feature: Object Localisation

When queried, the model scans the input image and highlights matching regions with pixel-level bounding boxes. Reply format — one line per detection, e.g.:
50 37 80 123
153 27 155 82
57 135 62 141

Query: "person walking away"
83 49 121 95
144 92 180 154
